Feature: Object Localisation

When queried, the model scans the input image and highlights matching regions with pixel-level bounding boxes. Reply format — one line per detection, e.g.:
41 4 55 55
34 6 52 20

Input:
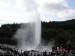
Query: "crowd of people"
0 45 75 56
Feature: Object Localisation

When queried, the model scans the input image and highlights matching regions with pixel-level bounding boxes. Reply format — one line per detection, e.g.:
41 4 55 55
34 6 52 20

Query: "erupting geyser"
14 0 52 51
14 15 41 51
13 0 42 51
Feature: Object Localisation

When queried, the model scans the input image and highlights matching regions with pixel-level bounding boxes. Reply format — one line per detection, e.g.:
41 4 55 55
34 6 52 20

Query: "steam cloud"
14 0 53 51
14 14 41 51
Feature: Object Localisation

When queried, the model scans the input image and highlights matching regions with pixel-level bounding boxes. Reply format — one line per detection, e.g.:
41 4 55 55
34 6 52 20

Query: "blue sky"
0 0 75 26
67 0 75 9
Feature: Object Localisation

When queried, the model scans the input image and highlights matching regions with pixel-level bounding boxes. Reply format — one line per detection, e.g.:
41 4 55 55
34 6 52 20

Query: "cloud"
0 0 38 25
64 10 75 19
0 9 40 23
9 0 75 22
15 0 37 11
35 0 64 6
39 0 75 21
0 0 75 25
35 0 72 21
0 0 10 8
0 11 29 23
44 3 69 11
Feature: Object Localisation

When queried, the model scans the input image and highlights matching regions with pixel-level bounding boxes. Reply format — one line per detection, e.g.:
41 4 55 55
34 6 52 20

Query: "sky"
0 0 75 25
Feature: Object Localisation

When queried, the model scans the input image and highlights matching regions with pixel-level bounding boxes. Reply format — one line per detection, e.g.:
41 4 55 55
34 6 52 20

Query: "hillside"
0 19 75 50
42 19 75 49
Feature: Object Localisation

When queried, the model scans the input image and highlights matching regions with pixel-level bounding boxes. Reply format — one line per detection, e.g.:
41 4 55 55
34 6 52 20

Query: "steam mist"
14 0 53 51
14 14 41 51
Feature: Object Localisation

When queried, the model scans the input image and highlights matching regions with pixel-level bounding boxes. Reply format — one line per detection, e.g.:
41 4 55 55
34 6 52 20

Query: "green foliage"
0 19 75 50
42 19 75 50
0 23 21 45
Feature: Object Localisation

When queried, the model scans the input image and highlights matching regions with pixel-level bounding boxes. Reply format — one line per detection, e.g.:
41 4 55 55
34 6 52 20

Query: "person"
47 52 51 56
23 51 28 56
37 52 41 56
64 40 71 51
56 52 60 56
34 53 37 56
43 51 47 56
68 50 75 56
50 51 55 56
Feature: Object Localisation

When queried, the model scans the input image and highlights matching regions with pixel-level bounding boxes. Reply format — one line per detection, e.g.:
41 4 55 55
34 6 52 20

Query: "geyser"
14 15 41 51
14 0 52 51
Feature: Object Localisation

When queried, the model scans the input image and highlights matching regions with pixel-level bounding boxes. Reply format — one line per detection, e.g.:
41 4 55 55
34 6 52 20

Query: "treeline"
0 24 21 45
0 19 75 49
42 19 75 50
